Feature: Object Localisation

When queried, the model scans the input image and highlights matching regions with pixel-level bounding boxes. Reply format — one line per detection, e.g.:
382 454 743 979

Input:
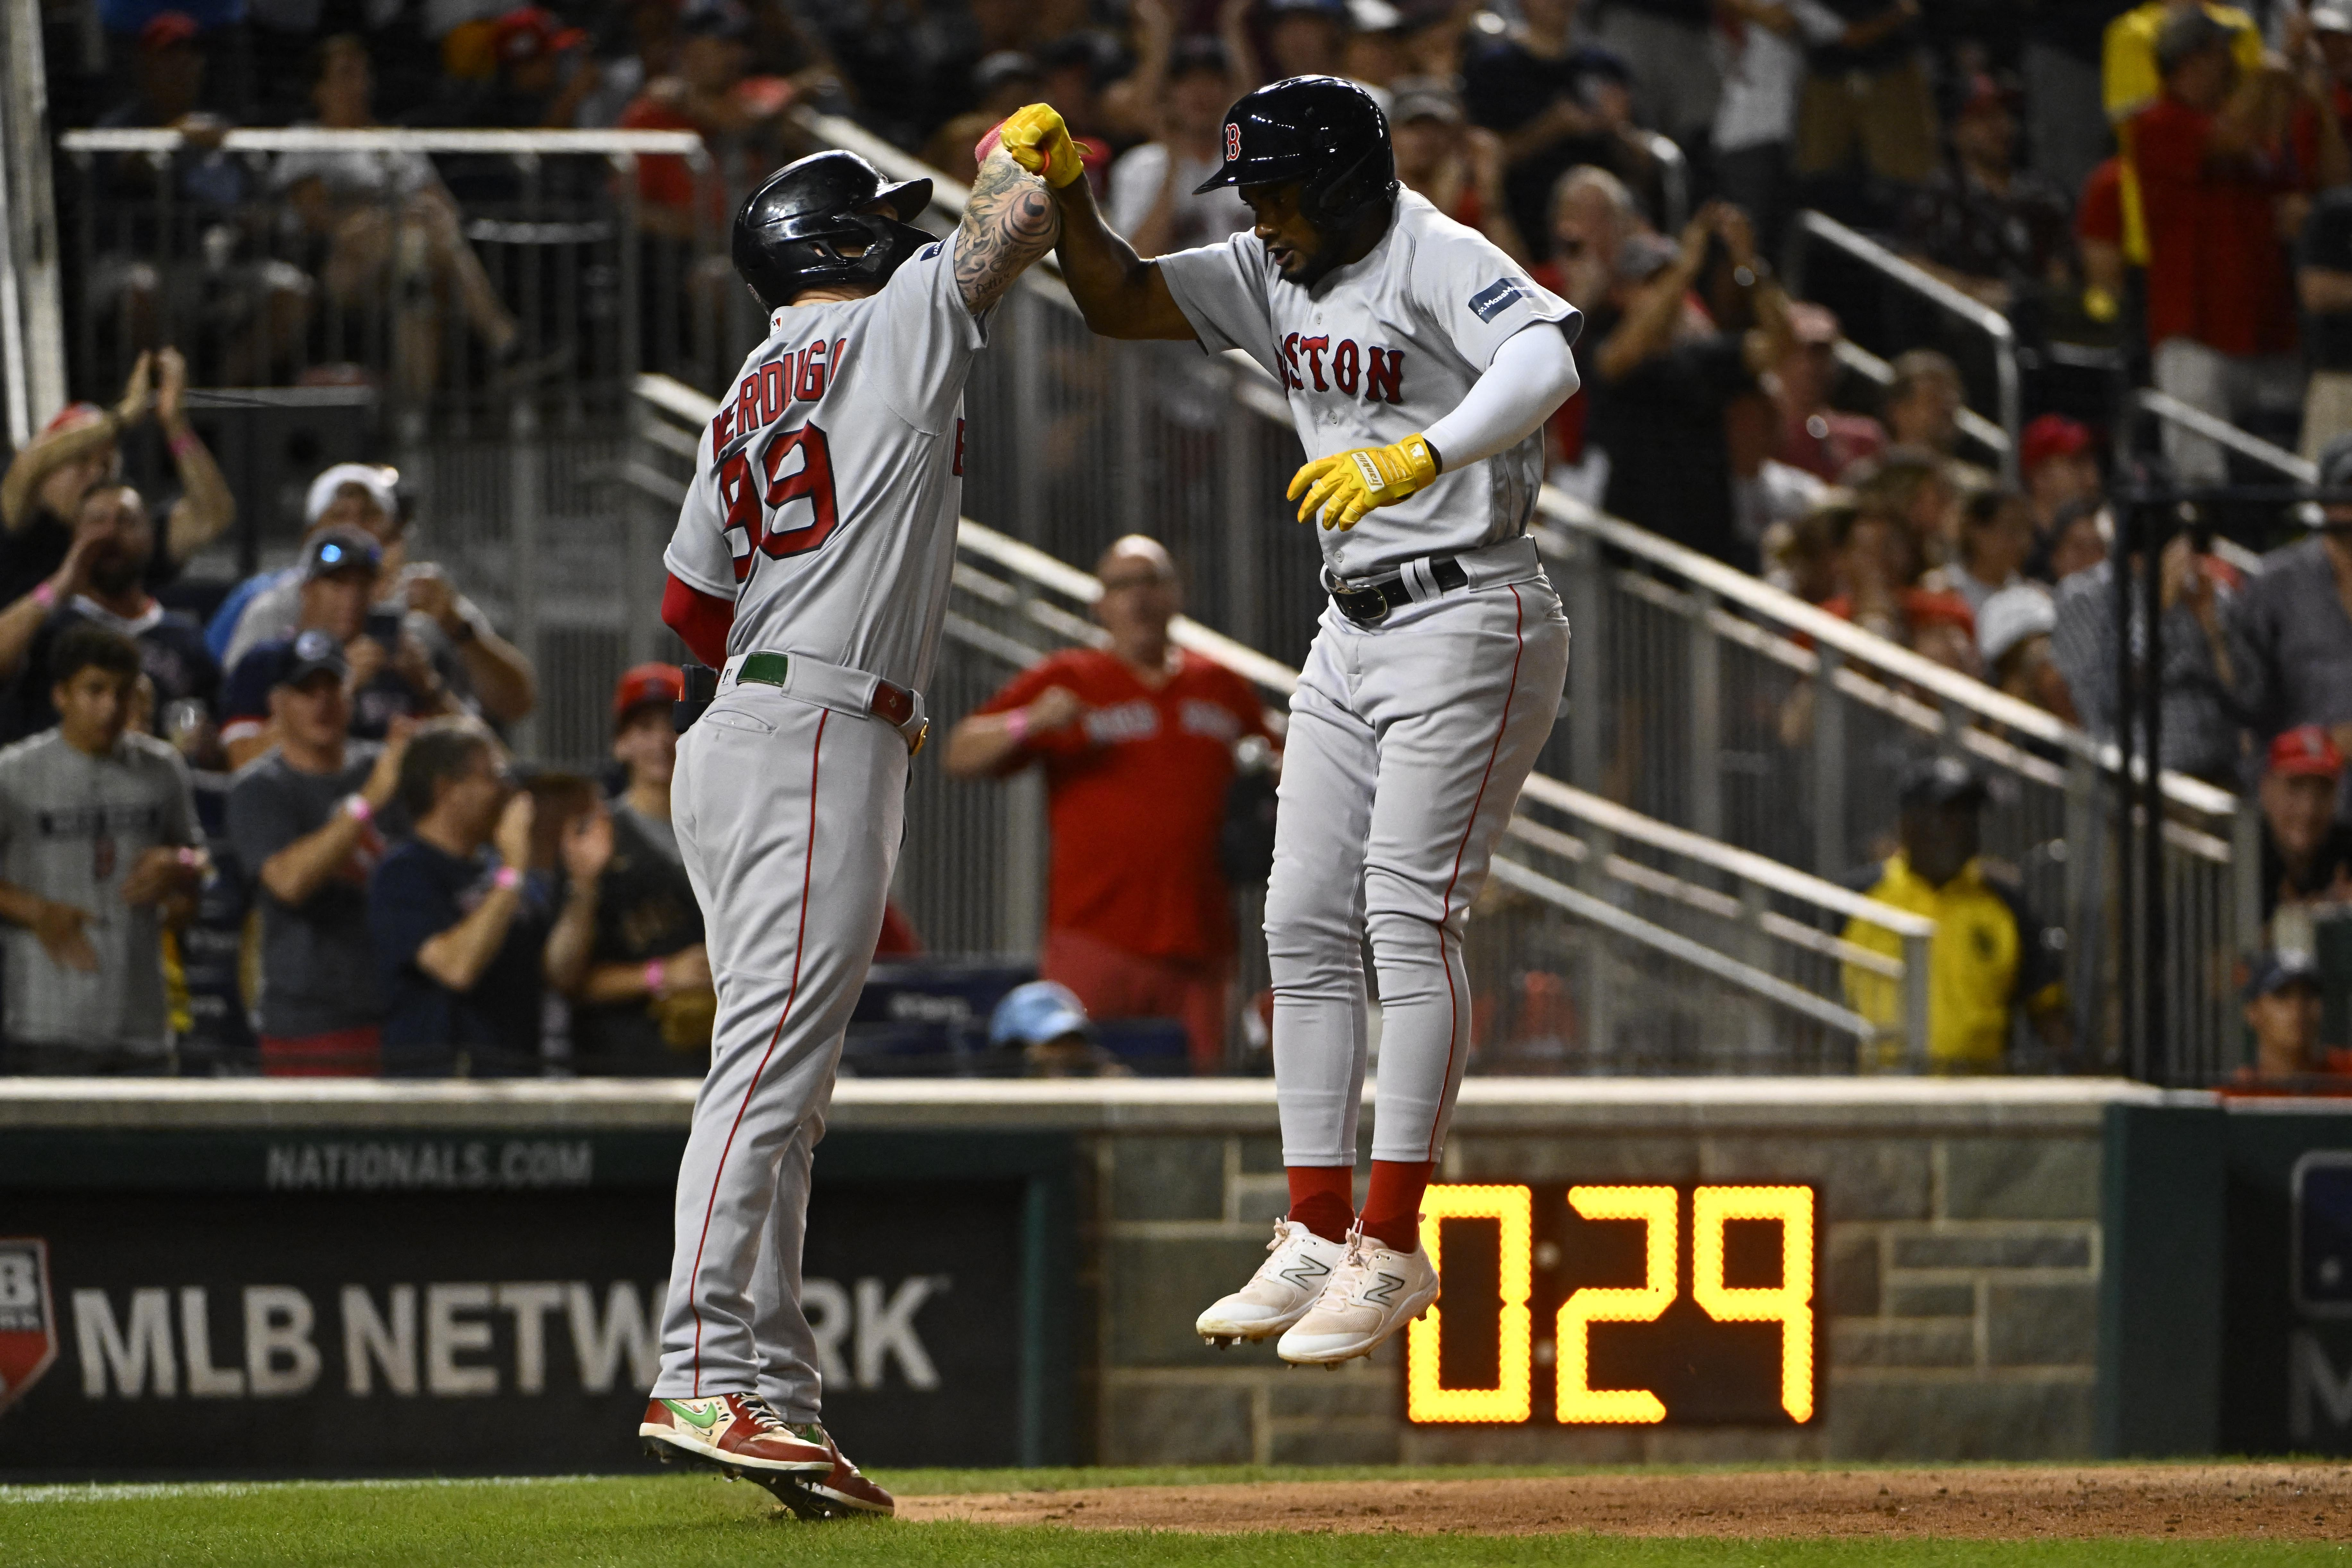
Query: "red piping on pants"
687 707 828 1393
1427 585 1524 1161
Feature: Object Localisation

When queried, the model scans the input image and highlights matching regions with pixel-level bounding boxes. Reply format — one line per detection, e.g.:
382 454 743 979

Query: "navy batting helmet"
732 150 934 311
1193 75 1397 233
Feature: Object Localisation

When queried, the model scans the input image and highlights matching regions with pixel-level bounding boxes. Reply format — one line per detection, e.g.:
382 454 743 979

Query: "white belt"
718 651 930 753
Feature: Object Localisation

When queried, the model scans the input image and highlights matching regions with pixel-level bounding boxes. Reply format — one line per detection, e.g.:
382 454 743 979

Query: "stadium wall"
0 1078 2207 1476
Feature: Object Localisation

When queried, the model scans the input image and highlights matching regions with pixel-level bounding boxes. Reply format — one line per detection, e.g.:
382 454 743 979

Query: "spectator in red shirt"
943 537 1280 1072
617 0 791 239
1770 301 1887 482
2134 8 2341 486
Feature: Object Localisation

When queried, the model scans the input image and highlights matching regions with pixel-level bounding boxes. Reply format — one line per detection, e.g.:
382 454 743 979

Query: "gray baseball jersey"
0 729 200 1050
1156 190 1578 579
664 235 990 696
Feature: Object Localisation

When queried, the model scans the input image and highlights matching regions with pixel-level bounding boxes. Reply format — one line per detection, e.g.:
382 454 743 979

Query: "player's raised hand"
986 104 1086 188
33 900 98 972
1287 435 1440 531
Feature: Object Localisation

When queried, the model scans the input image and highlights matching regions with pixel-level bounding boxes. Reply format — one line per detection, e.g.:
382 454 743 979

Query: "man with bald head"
946 536 1280 1070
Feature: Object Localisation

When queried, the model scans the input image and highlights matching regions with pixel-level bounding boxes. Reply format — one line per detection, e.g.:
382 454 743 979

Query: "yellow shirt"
2103 1 2267 263
1841 853 2065 1069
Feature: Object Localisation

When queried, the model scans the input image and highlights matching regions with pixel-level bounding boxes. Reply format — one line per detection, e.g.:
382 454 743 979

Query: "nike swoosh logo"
1362 1273 1404 1307
1278 1258 1332 1289
663 1400 722 1430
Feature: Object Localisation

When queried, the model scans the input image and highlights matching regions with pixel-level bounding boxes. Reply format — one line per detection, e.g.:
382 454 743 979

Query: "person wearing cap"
2233 950 2339 1085
2257 725 2352 925
0 625 207 1074
2101 0 2266 268
618 0 791 238
1897 73 2074 320
2131 6 2339 490
0 350 234 614
0 481 221 748
217 463 538 730
1463 0 1650 262
1586 199 1797 570
479 7 597 129
224 632 417 1077
1390 78 1527 261
2018 414 2101 538
1975 583 2077 724
1769 300 1888 482
218 527 464 769
986 980 1131 1078
205 461 399 662
1839 756 2070 1071
2224 434 2352 782
1104 38 1254 259
562 664 718 1076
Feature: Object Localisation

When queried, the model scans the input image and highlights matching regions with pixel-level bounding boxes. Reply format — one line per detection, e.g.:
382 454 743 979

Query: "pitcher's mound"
903 1465 2352 1539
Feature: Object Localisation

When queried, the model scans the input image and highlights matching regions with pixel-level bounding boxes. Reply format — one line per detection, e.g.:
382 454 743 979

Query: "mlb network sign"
0 1138 1041 1476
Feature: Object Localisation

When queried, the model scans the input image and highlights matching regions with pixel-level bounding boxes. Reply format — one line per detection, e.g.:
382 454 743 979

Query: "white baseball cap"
303 462 399 527
1976 584 2056 669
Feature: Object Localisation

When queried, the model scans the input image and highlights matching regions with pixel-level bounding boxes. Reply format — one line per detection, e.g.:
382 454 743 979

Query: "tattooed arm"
955 150 1061 316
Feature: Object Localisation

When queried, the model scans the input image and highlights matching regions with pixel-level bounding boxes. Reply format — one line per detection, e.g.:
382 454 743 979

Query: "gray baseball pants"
652 682 904 1419
1265 572 1570 1168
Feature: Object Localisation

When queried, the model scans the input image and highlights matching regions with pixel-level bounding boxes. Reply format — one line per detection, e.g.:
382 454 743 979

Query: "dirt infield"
902 1465 2352 1540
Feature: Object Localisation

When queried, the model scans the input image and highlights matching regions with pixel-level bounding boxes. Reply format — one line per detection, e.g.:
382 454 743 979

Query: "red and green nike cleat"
639 1393 834 1479
755 1428 895 1520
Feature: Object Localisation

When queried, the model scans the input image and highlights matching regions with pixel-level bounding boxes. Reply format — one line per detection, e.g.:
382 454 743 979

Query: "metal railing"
54 126 753 429
1537 485 2258 1080
629 373 1938 1074
1787 209 2022 483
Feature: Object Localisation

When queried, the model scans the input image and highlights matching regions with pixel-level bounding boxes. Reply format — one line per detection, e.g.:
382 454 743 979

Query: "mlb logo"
0 1238 57 1418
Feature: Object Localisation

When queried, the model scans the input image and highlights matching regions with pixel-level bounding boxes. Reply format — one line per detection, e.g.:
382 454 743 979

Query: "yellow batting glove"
1286 435 1440 531
992 103 1085 188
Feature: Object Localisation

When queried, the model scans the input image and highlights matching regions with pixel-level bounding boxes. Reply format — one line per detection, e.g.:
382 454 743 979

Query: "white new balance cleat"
1196 1218 1350 1347
1276 1225 1440 1366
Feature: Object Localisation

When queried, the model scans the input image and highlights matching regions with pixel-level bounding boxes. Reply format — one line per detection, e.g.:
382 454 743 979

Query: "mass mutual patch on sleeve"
1468 277 1525 322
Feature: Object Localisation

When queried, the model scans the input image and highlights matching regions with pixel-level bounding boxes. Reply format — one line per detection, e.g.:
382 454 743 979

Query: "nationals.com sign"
0 1130 1064 1477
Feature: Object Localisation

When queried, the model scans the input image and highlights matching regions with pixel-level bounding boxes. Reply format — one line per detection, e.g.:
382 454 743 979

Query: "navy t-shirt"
368 838 550 1075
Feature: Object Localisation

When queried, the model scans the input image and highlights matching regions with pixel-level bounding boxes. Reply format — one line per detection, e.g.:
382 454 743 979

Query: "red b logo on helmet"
1226 123 1241 162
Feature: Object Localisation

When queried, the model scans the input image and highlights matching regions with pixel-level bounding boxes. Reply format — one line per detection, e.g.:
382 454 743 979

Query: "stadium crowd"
27 0 2352 1080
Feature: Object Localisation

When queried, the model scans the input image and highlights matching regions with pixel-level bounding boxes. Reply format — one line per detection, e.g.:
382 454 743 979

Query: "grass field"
7 1468 2352 1567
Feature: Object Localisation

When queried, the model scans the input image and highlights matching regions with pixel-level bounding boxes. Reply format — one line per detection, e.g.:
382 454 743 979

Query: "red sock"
1286 1165 1355 1244
1358 1160 1435 1253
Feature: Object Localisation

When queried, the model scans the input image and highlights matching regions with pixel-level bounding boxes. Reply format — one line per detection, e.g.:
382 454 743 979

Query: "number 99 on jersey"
1404 1184 1818 1427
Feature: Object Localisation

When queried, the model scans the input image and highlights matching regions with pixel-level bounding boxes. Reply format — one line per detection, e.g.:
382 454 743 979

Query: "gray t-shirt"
1156 190 1579 578
226 747 386 1038
0 729 200 1051
664 234 991 695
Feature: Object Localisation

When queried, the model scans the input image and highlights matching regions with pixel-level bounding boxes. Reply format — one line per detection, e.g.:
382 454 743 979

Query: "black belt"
1328 556 1469 626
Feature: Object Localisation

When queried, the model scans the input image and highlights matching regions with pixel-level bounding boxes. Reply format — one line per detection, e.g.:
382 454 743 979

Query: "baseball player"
1002 78 1581 1364
636 143 1059 1516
